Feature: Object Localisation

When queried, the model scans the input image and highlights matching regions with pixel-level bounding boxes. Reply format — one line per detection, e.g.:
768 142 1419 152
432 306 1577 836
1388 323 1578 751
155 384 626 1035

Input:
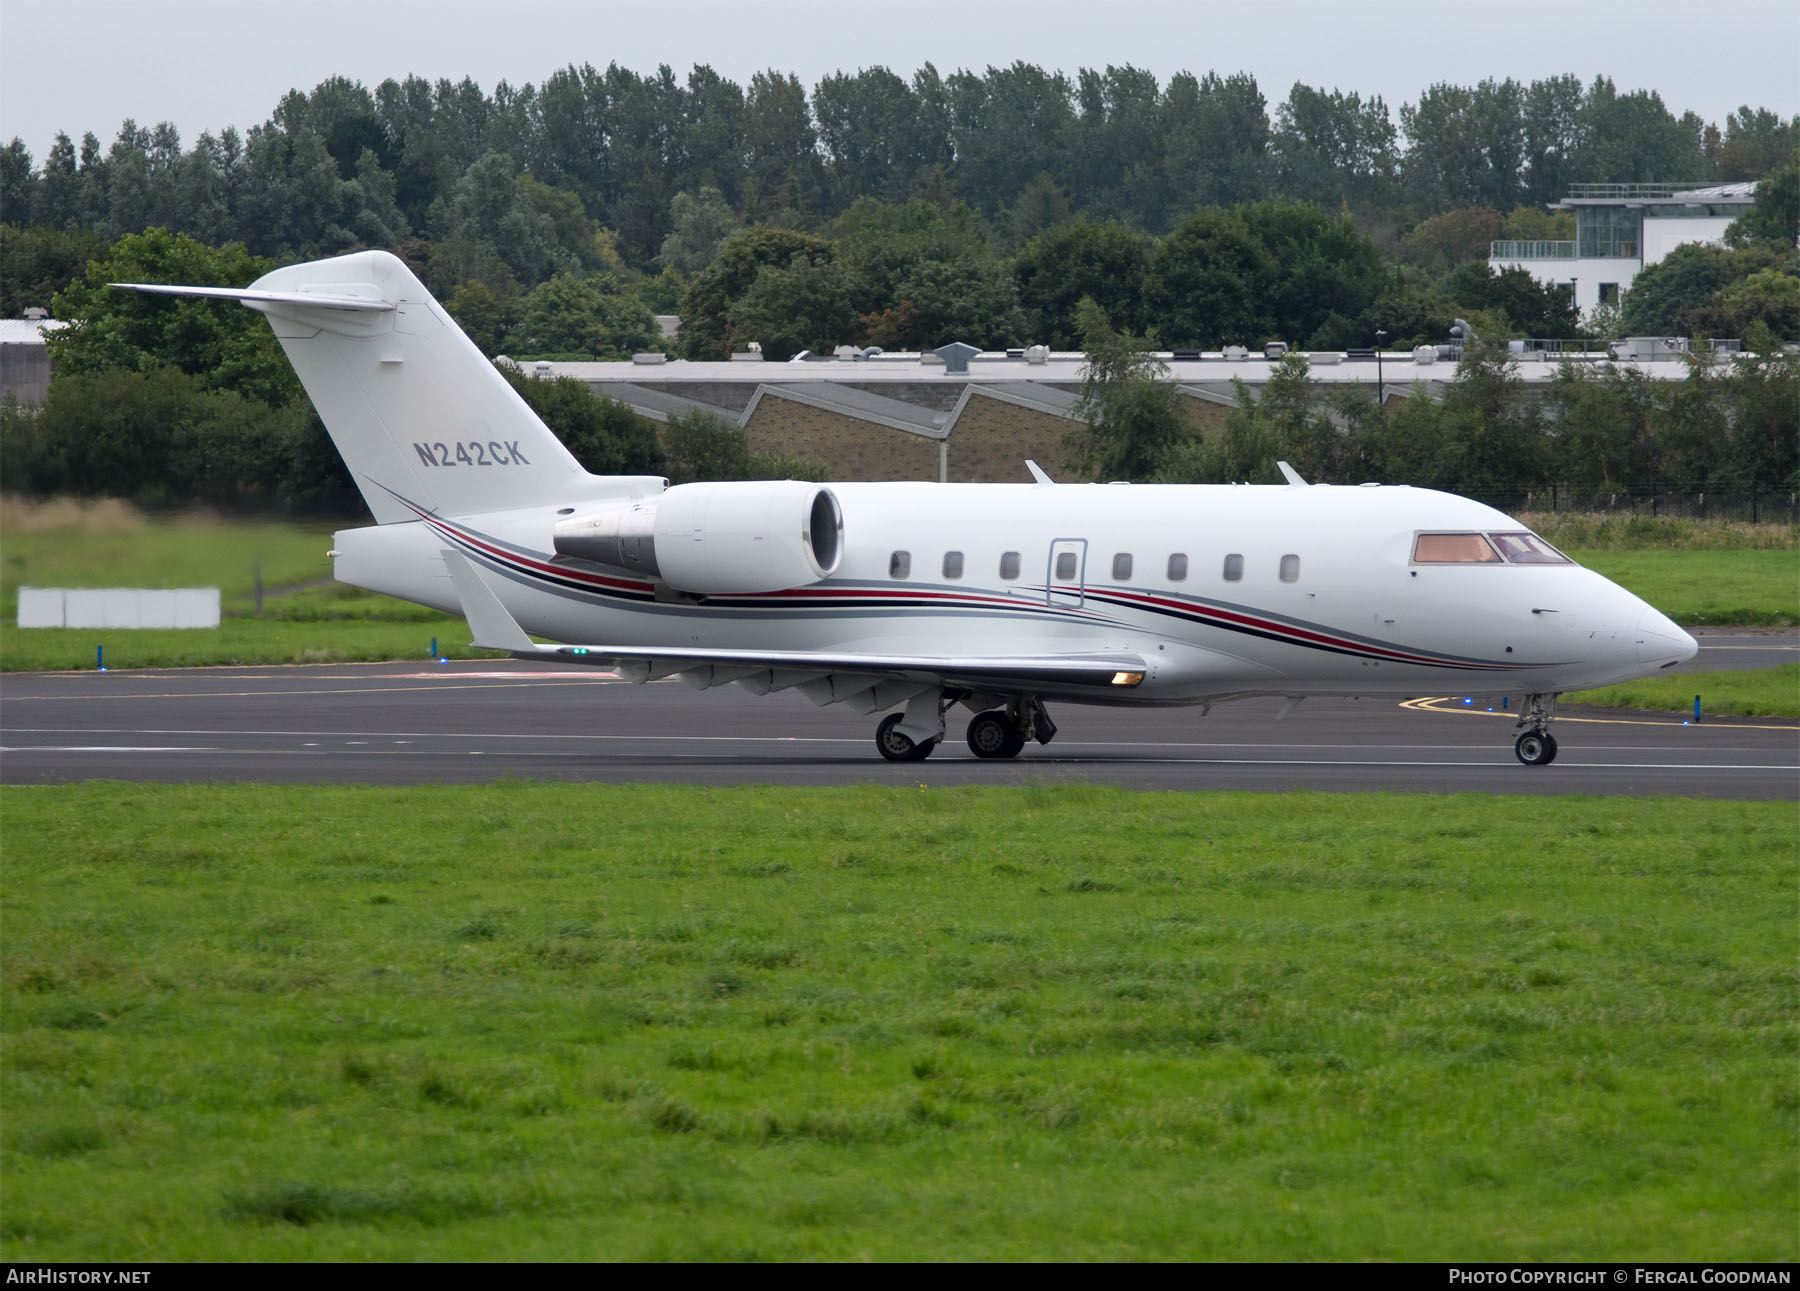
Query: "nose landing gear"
1513 693 1560 766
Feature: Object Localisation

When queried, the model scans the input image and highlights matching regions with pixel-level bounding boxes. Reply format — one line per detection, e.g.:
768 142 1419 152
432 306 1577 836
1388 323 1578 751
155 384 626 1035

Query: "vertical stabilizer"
120 251 588 522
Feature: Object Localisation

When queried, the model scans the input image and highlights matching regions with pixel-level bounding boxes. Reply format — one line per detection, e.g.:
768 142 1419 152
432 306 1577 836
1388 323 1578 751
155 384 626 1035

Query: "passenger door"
1046 539 1087 608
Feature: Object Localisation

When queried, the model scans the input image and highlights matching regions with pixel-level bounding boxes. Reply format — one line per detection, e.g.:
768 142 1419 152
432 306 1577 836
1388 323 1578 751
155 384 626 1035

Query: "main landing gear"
874 696 1056 762
1513 692 1560 766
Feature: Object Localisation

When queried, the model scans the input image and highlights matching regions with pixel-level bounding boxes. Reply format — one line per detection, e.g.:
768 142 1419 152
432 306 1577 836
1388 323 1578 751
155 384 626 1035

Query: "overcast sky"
2 0 1796 160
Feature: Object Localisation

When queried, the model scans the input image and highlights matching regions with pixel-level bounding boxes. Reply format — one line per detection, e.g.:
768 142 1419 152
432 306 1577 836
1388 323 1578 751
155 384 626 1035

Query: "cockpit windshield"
1412 533 1502 563
1488 532 1573 564
1412 531 1574 566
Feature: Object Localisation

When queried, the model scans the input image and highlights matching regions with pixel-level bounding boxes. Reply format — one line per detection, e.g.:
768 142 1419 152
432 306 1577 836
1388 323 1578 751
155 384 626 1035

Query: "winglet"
1277 461 1308 487
440 550 535 652
1025 460 1055 487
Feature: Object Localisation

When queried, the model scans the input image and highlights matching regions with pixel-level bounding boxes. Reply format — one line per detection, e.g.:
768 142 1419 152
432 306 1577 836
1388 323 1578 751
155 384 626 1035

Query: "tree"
0 138 34 224
1165 353 1337 485
495 363 662 476
1401 80 1526 212
1395 207 1504 276
676 226 837 358
1446 263 1581 338
1618 244 1741 336
1071 298 1188 480
507 272 656 358
0 224 107 317
1147 207 1278 347
662 408 824 484
1725 163 1800 250
730 260 858 361
1013 218 1150 348
1705 107 1800 182
1574 78 1706 185
48 228 299 407
1273 83 1398 218
657 186 739 275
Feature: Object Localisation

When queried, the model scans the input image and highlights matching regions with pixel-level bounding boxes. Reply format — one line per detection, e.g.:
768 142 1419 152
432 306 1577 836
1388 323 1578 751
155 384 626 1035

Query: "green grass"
0 498 504 669
3 784 1793 1261
1567 549 1798 626
1568 663 1800 719
0 498 342 618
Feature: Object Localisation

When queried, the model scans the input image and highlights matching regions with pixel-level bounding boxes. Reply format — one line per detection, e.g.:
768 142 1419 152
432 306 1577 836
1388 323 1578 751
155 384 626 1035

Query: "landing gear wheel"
1515 731 1558 766
877 712 936 762
967 711 1026 759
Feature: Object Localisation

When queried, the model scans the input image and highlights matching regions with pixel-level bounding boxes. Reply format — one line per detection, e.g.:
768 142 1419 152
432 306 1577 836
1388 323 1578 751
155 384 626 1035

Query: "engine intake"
553 480 843 595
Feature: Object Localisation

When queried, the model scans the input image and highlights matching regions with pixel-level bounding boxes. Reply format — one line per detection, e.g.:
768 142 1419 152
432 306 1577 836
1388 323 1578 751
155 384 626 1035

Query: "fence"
1469 488 1798 524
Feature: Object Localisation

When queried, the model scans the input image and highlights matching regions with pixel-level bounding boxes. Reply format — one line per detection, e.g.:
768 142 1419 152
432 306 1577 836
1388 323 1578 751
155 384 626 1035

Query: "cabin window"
1112 553 1133 581
890 550 911 579
1489 532 1573 565
1055 551 1079 581
1223 553 1244 582
942 550 964 579
1279 554 1300 583
1167 553 1188 581
1413 533 1501 564
999 551 1021 580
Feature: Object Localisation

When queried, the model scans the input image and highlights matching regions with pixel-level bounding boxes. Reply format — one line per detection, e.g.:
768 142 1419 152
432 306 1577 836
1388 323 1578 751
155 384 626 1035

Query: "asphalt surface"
2 628 1794 797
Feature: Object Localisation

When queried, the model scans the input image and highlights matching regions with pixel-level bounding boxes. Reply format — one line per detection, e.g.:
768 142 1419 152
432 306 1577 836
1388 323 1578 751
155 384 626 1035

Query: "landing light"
1111 671 1144 687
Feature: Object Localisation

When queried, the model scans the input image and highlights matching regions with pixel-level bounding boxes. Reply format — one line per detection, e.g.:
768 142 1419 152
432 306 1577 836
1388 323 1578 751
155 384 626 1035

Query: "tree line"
3 66 1793 264
0 62 1794 514
1076 312 1799 500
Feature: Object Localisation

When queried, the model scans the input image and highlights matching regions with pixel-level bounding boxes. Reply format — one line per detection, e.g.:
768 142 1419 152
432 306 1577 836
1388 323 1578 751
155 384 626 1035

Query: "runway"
3 629 1794 797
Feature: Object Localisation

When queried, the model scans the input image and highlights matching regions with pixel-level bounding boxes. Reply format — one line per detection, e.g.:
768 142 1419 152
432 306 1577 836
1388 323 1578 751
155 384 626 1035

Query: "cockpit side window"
1413 532 1502 564
1489 532 1573 565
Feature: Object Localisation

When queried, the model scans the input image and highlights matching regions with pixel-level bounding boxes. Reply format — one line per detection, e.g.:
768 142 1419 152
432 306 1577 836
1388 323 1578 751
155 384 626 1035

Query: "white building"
1489 181 1757 319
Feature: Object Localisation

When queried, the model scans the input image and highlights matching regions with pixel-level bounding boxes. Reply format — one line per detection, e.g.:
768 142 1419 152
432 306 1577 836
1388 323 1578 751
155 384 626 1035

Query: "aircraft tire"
877 712 935 762
1514 731 1558 766
966 711 1021 759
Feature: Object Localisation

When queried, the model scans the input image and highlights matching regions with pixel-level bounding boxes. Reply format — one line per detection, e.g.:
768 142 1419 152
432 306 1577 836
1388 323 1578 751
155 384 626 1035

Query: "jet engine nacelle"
552 480 843 595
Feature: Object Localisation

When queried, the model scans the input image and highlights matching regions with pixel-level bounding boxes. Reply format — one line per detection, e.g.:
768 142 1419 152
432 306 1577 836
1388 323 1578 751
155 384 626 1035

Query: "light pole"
1374 329 1387 416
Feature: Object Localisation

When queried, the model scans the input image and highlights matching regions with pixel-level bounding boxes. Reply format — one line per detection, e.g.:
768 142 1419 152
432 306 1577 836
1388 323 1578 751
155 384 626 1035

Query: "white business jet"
118 251 1697 765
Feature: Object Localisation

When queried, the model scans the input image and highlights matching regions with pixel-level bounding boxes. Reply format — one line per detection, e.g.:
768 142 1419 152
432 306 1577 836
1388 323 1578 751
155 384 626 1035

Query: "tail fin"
116 251 592 523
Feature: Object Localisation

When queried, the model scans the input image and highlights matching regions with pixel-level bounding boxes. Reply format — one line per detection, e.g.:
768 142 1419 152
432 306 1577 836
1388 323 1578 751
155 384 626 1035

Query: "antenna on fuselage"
1276 460 1309 487
1025 460 1055 487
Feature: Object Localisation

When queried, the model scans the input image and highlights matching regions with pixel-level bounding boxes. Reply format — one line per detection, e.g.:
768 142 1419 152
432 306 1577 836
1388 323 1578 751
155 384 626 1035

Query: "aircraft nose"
1635 604 1697 666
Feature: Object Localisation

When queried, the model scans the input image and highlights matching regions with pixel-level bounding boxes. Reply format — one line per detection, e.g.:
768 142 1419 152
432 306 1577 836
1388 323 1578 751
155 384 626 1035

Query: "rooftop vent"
1222 345 1249 360
934 341 981 375
1024 344 1048 365
631 352 667 365
1264 341 1289 360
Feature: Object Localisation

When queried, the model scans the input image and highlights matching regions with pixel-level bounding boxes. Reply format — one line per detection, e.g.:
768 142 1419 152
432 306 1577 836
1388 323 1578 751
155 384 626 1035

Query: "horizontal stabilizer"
111 282 395 312
440 550 534 653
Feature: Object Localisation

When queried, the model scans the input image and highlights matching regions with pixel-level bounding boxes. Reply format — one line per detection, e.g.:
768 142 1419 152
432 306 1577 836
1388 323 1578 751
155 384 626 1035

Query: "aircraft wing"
440 550 1146 700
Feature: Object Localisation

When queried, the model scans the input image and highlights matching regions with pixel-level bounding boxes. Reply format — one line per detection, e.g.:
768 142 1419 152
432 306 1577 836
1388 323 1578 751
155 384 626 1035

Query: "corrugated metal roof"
0 319 66 344
742 382 949 438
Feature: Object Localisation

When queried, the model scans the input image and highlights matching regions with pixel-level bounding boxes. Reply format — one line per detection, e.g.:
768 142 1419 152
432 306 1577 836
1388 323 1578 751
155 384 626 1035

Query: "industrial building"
531 340 1700 484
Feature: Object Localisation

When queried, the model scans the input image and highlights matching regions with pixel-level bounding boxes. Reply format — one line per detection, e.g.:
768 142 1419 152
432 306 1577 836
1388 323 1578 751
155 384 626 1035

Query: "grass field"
1565 550 1798 627
1568 664 1800 720
3 784 1794 1261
